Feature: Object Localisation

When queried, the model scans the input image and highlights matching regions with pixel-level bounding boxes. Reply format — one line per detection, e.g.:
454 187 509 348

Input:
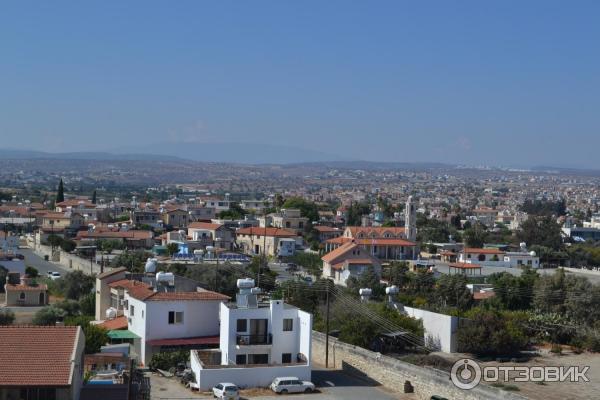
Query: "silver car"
270 377 315 394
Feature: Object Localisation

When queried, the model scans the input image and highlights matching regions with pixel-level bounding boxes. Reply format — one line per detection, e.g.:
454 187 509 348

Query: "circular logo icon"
451 358 482 390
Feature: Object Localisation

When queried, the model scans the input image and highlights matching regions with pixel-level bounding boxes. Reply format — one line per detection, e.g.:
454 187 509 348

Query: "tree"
60 239 77 253
166 242 180 256
110 250 152 273
346 202 371 226
25 266 39 278
0 310 15 325
517 216 562 251
56 178 65 203
282 197 319 222
274 193 285 209
435 274 473 311
53 271 95 300
463 223 488 248
487 267 538 310
79 292 96 316
65 316 109 353
457 308 528 356
346 265 384 300
92 190 97 204
387 262 410 288
217 202 246 220
520 199 566 217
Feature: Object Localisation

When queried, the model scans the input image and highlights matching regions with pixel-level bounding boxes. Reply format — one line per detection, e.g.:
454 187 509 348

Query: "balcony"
236 334 272 346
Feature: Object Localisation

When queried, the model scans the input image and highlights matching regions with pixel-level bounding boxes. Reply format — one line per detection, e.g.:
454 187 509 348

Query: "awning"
146 335 219 347
108 330 140 340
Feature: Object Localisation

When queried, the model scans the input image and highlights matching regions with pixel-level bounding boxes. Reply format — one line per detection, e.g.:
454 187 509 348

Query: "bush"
79 292 95 316
25 266 39 278
33 306 67 325
53 271 95 300
149 350 189 371
0 310 15 325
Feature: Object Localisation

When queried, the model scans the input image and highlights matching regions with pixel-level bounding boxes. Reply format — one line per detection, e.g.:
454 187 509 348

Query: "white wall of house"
401 306 458 353
191 350 311 390
220 300 311 366
126 295 223 365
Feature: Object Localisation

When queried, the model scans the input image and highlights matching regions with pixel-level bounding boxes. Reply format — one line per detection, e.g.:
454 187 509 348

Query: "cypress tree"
56 179 65 203
92 190 97 204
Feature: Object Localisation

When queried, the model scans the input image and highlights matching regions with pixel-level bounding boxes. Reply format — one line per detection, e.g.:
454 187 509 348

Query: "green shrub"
148 350 190 371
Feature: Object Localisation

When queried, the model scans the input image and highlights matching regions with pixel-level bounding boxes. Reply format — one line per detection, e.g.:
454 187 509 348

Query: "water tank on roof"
385 285 399 295
530 251 537 257
145 258 158 273
106 307 117 320
237 278 255 289
156 272 175 286
359 288 372 303
193 249 204 255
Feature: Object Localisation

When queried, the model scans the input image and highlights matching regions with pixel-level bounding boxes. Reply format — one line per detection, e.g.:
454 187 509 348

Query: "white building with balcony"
190 279 312 390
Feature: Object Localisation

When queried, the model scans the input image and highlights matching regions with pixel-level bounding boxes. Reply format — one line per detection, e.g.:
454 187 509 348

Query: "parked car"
48 272 61 280
212 382 239 400
270 377 315 394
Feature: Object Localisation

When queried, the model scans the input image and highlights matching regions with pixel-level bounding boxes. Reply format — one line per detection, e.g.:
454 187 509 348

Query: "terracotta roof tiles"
0 325 81 386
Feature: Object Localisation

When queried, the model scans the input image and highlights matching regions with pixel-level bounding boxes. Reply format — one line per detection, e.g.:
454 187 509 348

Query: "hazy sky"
1 1 599 167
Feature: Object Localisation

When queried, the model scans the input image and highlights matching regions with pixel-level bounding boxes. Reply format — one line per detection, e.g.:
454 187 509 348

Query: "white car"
270 377 315 394
48 272 61 280
212 382 239 400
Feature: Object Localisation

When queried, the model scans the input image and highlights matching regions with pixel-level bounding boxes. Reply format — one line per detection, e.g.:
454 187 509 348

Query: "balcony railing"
236 334 272 346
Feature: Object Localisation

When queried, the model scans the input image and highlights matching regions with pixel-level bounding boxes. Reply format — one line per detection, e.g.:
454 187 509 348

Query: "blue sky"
1 1 599 167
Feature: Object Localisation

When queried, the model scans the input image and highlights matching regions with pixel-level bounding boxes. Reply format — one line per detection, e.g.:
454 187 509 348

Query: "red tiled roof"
5 283 48 291
236 227 297 237
126 286 230 302
0 326 81 386
325 237 353 245
108 279 150 290
474 291 496 300
313 226 339 233
96 267 128 280
449 262 483 269
146 335 219 346
464 248 504 254
322 242 358 264
188 222 223 230
346 226 406 238
97 316 128 330
77 230 153 240
355 238 416 247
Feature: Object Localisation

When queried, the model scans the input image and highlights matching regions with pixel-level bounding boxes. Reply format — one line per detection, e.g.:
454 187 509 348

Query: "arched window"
19 292 26 300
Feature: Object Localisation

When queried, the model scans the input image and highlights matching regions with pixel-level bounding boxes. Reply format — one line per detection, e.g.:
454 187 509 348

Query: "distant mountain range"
0 148 183 161
109 142 352 164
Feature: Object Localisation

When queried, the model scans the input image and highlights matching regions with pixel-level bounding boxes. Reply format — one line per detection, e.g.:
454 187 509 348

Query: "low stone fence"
311 331 527 400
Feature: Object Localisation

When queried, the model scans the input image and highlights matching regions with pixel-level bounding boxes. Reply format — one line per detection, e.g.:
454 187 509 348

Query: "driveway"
150 367 409 400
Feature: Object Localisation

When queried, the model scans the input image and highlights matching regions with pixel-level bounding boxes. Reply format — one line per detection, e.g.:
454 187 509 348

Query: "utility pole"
325 279 331 368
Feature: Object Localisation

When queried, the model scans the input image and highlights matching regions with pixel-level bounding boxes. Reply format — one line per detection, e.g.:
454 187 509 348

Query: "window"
236 319 247 332
282 353 292 364
129 305 135 316
283 318 293 331
168 311 184 324
19 292 25 300
235 354 247 365
248 353 268 364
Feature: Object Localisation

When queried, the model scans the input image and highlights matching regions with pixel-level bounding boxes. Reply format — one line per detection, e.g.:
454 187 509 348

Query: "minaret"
405 195 417 241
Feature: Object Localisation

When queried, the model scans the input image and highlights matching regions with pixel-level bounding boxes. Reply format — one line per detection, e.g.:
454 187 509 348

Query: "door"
249 319 268 344
39 292 45 305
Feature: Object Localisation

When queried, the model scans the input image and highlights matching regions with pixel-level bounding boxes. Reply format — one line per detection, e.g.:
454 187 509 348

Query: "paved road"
19 247 70 276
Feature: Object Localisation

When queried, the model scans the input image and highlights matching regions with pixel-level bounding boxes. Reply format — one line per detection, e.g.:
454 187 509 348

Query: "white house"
190 279 312 390
125 283 230 366
321 241 381 287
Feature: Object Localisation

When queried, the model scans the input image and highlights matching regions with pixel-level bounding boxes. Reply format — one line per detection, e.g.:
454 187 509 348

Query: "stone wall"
311 331 527 400
31 242 102 275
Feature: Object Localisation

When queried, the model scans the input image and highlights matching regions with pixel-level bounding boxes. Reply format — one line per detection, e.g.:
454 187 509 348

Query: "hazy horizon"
1 1 599 168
